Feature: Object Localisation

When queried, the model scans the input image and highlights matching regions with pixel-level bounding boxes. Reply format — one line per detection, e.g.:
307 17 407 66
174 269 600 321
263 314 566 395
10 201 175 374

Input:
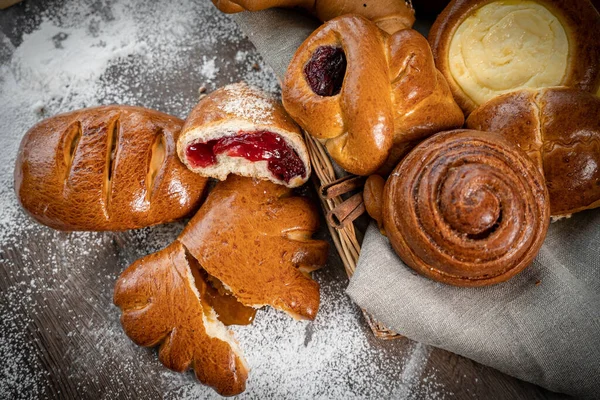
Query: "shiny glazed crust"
114 242 248 396
282 15 464 176
429 0 600 114
383 130 550 287
467 87 600 216
177 82 311 188
14 105 207 231
179 175 329 320
211 0 415 34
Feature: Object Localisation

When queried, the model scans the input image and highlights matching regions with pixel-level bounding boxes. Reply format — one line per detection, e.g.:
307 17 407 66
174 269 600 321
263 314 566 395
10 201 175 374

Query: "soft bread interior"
448 0 568 106
179 120 310 188
184 254 249 373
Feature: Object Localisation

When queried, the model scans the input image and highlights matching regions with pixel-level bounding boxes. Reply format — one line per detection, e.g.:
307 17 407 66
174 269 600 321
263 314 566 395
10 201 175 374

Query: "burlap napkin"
232 9 600 398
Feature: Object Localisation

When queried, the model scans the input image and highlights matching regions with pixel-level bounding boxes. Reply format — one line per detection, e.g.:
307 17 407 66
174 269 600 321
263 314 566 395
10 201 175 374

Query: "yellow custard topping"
448 0 569 106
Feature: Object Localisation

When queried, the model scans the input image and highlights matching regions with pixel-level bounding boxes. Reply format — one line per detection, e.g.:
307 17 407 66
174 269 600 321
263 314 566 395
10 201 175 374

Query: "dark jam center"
304 46 347 96
185 130 306 184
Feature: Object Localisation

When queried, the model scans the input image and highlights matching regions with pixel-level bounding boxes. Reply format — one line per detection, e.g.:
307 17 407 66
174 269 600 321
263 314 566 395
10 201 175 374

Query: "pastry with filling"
211 0 415 34
282 15 464 176
467 87 600 217
14 106 207 231
177 82 311 188
429 0 600 114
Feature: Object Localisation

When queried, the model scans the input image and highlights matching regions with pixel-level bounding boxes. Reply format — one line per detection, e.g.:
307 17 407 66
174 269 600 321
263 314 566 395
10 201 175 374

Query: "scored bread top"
177 82 311 188
14 105 207 231
178 175 329 320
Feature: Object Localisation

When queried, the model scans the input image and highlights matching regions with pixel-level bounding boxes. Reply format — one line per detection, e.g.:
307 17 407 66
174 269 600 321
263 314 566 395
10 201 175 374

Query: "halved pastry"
177 82 311 188
114 242 250 396
429 0 600 114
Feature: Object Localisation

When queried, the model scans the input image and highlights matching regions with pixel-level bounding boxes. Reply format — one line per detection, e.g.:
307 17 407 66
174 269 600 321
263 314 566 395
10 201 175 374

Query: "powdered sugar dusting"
220 82 276 124
0 0 447 398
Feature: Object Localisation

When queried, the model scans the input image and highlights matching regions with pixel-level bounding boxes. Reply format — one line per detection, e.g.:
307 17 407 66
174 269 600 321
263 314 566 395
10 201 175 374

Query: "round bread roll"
177 82 311 188
429 0 600 114
211 0 416 34
282 15 464 176
467 87 600 217
383 130 550 287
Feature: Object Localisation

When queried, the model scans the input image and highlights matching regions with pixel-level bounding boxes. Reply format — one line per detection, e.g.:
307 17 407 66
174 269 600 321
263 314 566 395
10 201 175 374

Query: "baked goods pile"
14 0 600 395
15 84 328 395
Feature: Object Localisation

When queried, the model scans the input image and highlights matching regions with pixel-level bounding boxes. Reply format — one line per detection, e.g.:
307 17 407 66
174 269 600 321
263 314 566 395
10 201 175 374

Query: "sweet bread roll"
177 83 311 188
383 130 550 287
429 0 600 114
282 15 464 176
14 106 207 231
114 242 249 396
212 0 415 34
467 87 600 217
179 175 329 320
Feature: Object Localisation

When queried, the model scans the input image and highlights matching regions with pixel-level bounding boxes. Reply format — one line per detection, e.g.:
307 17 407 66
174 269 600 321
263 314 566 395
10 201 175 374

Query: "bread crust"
429 0 600 114
383 129 550 287
14 105 207 231
179 175 329 320
211 0 415 34
467 87 600 216
282 15 464 176
177 83 311 188
114 241 248 396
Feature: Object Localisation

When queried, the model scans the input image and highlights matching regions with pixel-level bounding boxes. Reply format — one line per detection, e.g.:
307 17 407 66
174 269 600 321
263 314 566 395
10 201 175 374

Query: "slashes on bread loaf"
14 105 207 231
282 15 464 176
114 242 249 396
177 82 311 188
179 175 329 320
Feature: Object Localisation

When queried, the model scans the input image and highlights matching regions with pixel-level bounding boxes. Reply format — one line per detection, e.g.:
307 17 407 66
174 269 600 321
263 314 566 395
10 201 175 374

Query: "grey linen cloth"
232 9 600 398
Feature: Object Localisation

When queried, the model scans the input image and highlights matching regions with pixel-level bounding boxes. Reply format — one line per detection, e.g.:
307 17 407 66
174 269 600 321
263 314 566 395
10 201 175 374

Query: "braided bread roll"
211 0 415 34
384 130 550 287
282 15 464 176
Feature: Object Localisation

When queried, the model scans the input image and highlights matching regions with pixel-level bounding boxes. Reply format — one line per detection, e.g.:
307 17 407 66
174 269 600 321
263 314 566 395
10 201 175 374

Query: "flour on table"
0 0 444 398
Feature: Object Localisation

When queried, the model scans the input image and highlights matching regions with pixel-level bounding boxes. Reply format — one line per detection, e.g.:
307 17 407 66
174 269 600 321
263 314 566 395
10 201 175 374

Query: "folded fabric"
233 9 600 398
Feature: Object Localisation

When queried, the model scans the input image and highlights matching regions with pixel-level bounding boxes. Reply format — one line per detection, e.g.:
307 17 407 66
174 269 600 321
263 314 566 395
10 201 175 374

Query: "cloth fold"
232 9 600 398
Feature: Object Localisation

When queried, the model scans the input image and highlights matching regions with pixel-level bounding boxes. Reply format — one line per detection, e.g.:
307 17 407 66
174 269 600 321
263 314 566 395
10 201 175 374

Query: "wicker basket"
304 133 400 339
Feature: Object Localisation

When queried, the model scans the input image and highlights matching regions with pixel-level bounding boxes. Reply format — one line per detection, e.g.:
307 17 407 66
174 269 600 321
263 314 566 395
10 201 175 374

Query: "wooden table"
0 1 567 398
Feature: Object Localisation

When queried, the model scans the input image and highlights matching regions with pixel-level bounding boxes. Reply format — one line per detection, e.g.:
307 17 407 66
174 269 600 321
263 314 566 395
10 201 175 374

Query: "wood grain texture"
0 0 569 398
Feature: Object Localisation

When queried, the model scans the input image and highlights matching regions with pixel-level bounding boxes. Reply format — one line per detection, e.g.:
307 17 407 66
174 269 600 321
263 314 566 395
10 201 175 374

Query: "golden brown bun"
282 15 464 176
363 174 385 231
212 0 415 34
179 175 329 320
384 130 550 287
14 106 207 231
467 87 600 217
114 242 248 396
177 82 311 188
429 0 600 114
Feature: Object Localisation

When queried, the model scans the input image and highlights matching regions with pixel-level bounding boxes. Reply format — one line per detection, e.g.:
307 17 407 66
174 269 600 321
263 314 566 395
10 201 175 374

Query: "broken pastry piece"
179 175 329 320
177 82 311 188
114 242 249 396
429 0 600 114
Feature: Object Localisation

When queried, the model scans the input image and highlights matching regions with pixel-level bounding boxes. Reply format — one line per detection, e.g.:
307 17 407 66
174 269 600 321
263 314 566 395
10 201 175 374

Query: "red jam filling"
304 46 347 96
185 130 306 184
